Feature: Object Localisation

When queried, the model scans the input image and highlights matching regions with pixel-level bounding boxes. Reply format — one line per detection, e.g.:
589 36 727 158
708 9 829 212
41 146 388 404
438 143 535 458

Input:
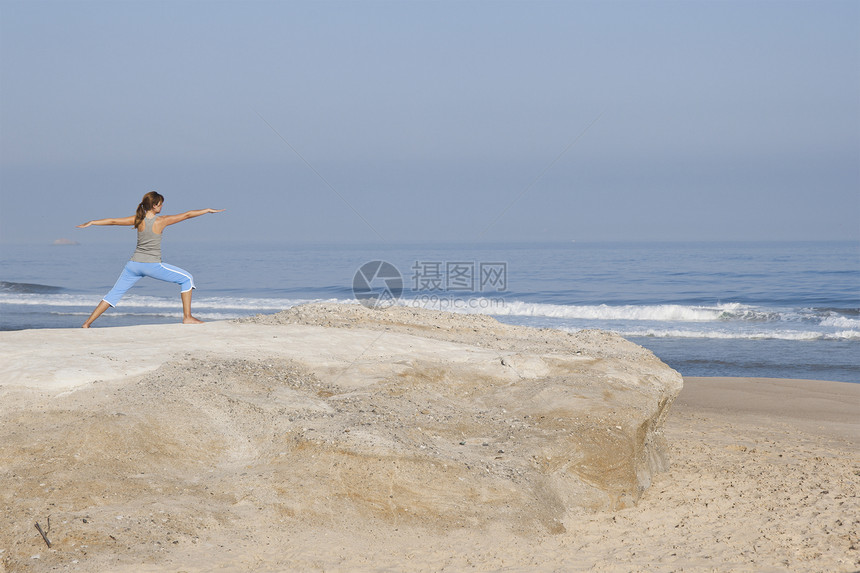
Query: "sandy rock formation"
240 303 683 528
0 303 681 570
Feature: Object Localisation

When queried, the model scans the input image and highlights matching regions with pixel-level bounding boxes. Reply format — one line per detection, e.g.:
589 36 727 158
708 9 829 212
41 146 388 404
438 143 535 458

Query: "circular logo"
352 261 403 308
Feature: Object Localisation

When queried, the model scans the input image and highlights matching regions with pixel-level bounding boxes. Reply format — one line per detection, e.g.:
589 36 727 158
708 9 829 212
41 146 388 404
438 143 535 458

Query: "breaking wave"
3 289 858 341
607 328 860 342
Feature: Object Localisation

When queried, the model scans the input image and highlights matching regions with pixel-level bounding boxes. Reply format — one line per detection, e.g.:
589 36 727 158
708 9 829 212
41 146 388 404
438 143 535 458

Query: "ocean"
2 240 858 383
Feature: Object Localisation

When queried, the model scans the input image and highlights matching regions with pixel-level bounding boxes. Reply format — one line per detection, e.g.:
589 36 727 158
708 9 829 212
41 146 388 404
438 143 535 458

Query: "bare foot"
183 316 205 324
81 324 90 329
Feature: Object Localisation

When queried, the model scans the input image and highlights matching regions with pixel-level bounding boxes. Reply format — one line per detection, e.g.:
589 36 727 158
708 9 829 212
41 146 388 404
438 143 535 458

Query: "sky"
1 0 858 245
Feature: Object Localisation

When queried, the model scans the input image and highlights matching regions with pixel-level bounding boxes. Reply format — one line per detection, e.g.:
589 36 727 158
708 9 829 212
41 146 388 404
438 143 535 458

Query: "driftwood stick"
35 522 52 548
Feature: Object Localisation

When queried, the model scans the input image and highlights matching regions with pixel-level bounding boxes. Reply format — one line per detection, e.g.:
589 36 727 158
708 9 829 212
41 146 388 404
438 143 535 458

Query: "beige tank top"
130 216 162 263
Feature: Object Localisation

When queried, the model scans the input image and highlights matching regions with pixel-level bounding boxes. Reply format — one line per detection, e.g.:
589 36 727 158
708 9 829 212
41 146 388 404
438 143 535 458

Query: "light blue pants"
103 261 195 307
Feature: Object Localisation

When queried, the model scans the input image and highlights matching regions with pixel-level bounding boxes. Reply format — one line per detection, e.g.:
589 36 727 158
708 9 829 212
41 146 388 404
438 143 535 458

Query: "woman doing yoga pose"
77 191 224 328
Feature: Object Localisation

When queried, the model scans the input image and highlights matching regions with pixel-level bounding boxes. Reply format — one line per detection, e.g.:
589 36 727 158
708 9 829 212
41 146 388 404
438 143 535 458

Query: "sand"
0 310 857 572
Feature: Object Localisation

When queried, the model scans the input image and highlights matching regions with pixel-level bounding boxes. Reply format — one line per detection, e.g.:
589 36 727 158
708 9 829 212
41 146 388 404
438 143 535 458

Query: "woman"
77 191 225 328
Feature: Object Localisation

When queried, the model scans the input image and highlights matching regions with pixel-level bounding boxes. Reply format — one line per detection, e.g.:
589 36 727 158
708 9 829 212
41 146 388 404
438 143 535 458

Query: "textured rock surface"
242 303 683 522
0 303 681 570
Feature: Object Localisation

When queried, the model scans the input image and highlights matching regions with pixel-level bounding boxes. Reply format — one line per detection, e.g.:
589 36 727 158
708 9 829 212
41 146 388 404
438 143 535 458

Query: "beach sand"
0 314 857 572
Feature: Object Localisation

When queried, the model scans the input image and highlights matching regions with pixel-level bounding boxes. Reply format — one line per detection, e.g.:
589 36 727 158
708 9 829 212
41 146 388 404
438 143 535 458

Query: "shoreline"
680 376 860 418
679 376 860 441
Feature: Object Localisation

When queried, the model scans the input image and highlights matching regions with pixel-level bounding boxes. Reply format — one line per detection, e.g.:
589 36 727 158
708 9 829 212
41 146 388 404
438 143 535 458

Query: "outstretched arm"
77 215 135 228
158 208 225 228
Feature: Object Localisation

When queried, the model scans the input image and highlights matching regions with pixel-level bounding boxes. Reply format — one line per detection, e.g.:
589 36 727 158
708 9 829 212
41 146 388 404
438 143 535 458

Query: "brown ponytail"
134 191 164 229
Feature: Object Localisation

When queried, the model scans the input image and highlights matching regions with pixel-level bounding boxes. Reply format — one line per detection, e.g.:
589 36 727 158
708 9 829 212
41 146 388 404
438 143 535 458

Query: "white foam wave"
819 315 860 328
51 311 245 321
5 291 851 327
832 330 860 340
6 292 860 342
577 327 860 342
0 293 100 306
401 298 761 322
0 292 352 310
191 296 351 310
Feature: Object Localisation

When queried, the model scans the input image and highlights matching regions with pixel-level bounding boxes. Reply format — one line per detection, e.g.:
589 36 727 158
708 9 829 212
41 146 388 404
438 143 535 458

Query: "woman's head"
134 191 164 229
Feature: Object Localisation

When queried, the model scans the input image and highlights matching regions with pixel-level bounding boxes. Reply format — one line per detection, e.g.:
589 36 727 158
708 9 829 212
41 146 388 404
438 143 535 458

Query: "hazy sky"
1 0 858 244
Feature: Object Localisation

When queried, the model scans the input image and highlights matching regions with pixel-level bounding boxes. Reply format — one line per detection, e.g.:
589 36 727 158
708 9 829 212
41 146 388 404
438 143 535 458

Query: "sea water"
2 240 858 383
